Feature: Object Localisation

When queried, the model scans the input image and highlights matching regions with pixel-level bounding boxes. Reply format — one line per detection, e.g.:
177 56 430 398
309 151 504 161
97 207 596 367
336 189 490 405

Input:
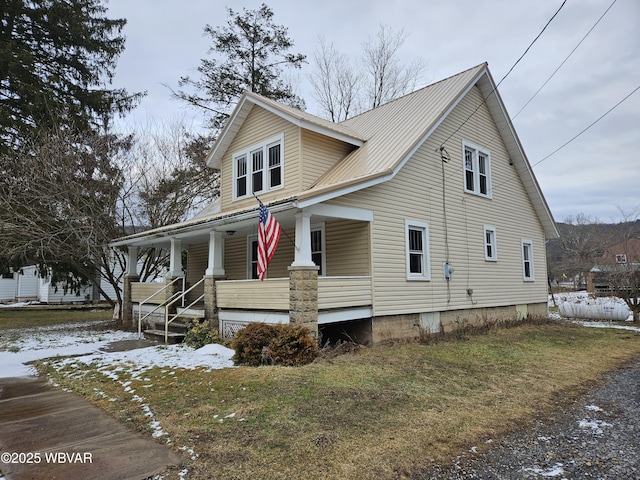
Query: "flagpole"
254 194 298 251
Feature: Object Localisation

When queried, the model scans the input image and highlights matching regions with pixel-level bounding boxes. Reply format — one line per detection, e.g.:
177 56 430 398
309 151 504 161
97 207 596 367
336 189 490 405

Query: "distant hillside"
547 220 640 284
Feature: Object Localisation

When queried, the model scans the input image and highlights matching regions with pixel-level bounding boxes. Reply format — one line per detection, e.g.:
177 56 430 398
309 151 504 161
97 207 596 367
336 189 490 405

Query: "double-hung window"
311 224 325 276
233 134 284 200
484 226 497 261
521 239 534 281
405 220 430 280
463 142 491 198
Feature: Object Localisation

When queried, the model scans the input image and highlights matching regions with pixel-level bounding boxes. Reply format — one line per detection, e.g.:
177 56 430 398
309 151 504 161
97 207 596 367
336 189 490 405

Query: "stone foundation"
371 302 549 344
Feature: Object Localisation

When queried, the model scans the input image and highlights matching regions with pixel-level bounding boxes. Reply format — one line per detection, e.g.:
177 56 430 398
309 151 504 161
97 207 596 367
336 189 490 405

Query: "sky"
105 0 640 224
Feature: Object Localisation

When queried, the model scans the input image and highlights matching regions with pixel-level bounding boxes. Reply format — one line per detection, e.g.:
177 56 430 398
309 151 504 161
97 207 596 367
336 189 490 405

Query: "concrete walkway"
0 376 183 480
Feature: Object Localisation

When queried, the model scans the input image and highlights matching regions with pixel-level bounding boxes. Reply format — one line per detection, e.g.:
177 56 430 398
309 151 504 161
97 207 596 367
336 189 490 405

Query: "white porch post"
126 246 138 276
123 245 139 329
205 231 225 276
291 211 315 267
167 238 183 278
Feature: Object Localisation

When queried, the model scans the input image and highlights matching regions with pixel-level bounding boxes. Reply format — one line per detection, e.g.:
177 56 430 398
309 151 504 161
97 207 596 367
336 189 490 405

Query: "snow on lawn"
0 320 234 379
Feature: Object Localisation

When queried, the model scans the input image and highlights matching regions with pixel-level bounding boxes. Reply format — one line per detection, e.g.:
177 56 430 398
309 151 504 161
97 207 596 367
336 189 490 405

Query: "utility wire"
439 0 567 149
488 84 639 196
512 0 617 121
531 85 640 168
480 0 618 156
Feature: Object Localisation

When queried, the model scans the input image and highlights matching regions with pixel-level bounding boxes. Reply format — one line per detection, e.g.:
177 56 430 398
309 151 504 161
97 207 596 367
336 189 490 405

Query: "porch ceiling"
112 201 373 248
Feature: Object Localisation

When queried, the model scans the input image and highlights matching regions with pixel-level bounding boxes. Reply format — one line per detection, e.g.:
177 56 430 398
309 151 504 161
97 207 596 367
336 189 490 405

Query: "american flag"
257 200 281 281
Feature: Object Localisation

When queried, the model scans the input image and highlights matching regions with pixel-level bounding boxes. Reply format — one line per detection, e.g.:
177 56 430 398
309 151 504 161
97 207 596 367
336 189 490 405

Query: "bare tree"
309 38 360 122
0 120 219 311
0 127 127 306
363 25 426 109
554 214 605 288
591 207 640 322
310 25 427 121
116 119 220 285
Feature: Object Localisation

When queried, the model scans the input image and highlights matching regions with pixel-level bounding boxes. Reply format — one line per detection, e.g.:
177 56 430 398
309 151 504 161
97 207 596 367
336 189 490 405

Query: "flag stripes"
257 200 281 281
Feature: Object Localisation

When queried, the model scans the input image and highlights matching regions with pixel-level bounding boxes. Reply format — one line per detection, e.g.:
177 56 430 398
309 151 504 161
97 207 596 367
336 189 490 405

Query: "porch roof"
111 197 297 247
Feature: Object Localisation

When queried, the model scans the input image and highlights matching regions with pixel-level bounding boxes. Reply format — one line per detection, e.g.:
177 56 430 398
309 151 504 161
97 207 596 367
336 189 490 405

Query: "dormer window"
233 134 284 200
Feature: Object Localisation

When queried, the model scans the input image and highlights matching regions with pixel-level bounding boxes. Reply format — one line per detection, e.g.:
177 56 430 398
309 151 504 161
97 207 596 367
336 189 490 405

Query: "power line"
439 0 567 149
488 84 639 197
532 85 640 168
512 0 617 120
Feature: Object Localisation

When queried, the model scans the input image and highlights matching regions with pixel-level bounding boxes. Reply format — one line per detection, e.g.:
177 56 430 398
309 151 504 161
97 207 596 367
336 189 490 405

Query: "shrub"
184 318 222 349
231 323 318 366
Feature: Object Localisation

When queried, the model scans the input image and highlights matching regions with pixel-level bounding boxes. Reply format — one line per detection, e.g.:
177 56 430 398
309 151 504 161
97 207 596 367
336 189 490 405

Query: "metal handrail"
164 277 206 344
137 277 185 338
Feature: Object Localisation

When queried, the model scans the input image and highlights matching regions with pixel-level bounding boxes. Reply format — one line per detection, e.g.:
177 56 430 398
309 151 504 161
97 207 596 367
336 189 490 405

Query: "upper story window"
233 134 284 200
616 254 627 264
484 225 497 261
463 142 491 198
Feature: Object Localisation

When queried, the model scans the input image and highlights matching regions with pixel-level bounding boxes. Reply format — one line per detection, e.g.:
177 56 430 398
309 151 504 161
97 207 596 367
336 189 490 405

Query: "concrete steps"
142 305 205 344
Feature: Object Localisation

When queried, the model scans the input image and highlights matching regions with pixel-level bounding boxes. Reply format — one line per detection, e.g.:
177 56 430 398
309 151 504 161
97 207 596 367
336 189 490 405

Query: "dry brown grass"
40 320 640 480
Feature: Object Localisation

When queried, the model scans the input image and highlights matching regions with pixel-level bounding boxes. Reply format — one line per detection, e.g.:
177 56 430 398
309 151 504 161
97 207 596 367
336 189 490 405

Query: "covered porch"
117 200 374 341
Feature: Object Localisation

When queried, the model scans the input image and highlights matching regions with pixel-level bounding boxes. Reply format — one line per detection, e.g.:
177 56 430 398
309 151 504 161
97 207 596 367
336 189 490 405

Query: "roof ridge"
340 62 488 124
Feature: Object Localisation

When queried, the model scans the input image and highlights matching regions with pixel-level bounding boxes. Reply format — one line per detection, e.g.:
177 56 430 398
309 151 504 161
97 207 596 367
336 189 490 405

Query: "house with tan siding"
112 63 559 343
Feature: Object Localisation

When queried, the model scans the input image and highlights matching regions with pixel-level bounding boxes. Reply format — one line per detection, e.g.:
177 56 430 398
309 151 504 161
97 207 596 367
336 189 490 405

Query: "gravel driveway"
419 357 640 479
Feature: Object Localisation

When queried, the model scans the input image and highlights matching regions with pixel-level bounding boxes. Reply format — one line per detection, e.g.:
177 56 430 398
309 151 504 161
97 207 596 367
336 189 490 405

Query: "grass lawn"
0 305 114 330
35 318 640 480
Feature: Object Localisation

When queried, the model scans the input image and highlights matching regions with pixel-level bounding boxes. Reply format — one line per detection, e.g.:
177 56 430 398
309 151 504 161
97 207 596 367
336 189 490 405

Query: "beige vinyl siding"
222 230 296 280
301 130 355 190
325 220 370 276
318 277 372 309
131 283 169 304
223 236 246 280
220 106 301 212
327 85 548 316
186 243 208 285
217 279 289 310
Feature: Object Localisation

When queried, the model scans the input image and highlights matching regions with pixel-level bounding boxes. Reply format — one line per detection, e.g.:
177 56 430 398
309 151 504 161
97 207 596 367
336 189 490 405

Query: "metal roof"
113 63 558 246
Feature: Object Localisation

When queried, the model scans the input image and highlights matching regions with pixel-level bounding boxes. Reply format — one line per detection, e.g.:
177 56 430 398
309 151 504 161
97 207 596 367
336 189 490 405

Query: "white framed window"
463 141 491 198
484 225 497 261
233 134 284 200
311 223 326 276
405 220 430 281
247 235 259 279
246 226 325 279
521 239 534 281
616 254 627 264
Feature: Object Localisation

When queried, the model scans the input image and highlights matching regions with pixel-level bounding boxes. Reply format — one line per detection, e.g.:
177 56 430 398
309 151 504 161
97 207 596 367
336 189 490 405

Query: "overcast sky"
106 0 639 224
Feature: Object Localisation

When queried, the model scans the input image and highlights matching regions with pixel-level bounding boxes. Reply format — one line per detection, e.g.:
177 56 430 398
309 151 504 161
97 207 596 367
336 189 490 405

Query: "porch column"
289 265 319 339
291 211 315 267
204 231 225 331
122 246 139 328
205 231 225 276
166 238 183 278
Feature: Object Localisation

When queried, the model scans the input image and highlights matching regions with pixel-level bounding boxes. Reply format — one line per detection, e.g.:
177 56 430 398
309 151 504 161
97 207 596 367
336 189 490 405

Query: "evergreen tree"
173 3 306 132
0 0 142 152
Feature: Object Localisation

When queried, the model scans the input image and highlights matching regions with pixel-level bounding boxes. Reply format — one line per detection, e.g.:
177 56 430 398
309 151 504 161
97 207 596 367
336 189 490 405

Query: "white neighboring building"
0 266 93 304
